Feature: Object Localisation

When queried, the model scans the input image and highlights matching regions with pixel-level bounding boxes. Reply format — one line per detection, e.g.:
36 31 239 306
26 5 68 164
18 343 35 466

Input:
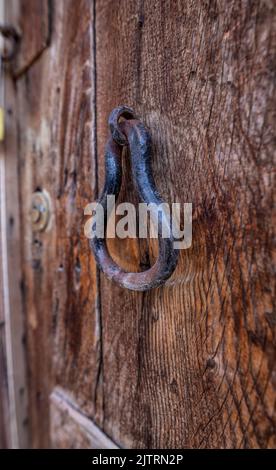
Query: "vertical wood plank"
0 0 29 449
12 0 101 447
0 0 10 448
0 160 10 449
96 0 276 448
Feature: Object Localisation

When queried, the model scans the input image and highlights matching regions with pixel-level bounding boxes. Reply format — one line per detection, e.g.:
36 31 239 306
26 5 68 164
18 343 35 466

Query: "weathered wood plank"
96 0 276 448
6 0 276 450
13 0 101 447
0 0 29 448
0 2 10 450
9 0 50 78
50 388 118 449
0 158 10 449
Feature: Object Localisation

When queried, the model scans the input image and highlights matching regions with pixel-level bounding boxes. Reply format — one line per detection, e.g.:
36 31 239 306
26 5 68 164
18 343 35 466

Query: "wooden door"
1 0 275 448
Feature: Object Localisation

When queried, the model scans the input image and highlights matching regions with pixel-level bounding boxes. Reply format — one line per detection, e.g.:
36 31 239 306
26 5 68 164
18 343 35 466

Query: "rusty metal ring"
90 106 179 291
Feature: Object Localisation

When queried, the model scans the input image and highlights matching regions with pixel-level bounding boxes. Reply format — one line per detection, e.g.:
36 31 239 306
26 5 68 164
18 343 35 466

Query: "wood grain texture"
0 1 29 446
12 0 101 447
10 0 50 78
50 388 118 449
0 94 29 448
6 0 275 449
0 175 9 449
96 0 276 448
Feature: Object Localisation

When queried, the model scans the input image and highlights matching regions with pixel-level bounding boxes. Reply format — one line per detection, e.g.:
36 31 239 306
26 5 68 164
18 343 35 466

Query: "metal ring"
90 106 179 291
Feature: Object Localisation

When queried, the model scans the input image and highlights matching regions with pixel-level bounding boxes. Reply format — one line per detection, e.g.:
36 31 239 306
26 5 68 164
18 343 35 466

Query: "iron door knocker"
90 106 179 291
